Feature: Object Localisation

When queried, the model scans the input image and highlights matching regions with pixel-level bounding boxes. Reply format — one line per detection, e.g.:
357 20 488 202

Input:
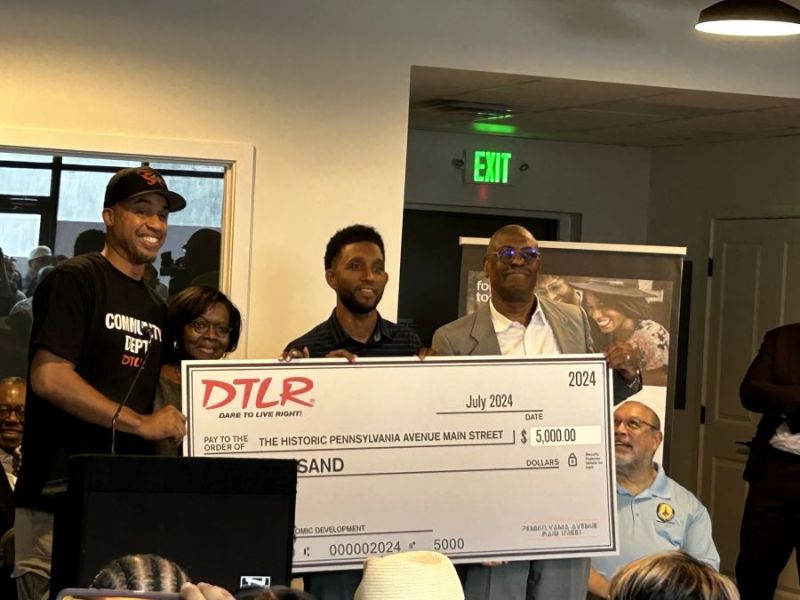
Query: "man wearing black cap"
13 167 189 600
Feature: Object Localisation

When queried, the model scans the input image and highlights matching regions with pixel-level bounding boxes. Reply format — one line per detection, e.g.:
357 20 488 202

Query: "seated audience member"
0 525 14 600
72 229 106 257
167 229 222 296
25 264 56 300
0 376 21 600
355 551 463 600
1 250 25 317
23 247 52 297
143 264 169 299
154 285 241 455
90 555 250 600
236 585 316 600
181 583 236 600
0 377 24 480
0 310 28 380
91 553 189 591
608 551 738 600
0 297 33 380
590 401 719 599
4 255 23 292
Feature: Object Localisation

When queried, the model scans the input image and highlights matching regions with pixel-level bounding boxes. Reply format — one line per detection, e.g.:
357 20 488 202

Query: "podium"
50 455 297 598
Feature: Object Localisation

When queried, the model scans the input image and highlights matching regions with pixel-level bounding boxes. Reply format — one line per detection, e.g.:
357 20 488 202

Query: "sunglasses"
487 246 541 264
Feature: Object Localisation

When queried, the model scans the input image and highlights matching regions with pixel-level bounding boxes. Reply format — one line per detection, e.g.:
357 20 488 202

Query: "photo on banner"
458 238 687 466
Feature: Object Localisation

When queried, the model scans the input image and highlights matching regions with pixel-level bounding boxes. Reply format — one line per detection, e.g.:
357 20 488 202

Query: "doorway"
701 216 800 598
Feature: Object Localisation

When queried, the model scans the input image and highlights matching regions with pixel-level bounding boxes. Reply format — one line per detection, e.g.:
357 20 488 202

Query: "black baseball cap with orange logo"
104 167 187 212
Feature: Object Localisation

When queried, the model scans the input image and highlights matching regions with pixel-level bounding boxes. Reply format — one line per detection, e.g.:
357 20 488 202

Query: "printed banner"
458 239 686 463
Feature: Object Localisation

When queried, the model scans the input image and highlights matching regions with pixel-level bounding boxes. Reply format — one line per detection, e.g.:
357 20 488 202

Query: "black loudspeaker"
50 455 297 599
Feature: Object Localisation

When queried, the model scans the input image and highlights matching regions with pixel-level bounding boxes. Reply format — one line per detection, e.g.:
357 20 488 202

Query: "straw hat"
354 551 464 600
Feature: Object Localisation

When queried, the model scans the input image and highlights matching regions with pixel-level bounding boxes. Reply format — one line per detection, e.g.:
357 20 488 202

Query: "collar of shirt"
326 309 392 346
618 463 672 500
489 297 549 333
488 295 559 356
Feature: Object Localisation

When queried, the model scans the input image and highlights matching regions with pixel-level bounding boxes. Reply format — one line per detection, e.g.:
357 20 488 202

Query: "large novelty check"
183 355 618 571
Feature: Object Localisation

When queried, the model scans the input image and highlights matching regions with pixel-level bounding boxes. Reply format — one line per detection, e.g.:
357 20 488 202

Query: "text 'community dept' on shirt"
15 252 166 510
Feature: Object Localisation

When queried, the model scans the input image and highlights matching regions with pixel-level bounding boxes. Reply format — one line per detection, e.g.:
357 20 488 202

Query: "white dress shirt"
489 297 559 357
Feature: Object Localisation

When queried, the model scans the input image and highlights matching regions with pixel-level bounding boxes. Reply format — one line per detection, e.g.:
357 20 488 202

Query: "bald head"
487 225 537 253
618 400 661 431
614 400 663 477
0 376 25 452
483 225 541 308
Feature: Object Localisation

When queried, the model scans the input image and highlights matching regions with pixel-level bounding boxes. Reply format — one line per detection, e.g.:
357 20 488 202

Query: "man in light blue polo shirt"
588 401 719 599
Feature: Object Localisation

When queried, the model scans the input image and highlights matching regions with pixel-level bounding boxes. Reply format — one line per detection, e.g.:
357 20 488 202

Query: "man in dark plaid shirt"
284 224 421 361
282 224 421 600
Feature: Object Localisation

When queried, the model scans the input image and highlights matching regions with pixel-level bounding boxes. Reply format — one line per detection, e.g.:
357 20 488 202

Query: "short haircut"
166 285 242 362
73 229 106 256
610 551 739 600
324 225 385 270
91 553 190 592
487 224 535 253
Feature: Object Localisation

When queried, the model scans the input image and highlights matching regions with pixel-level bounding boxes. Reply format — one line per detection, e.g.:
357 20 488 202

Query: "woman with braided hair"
91 554 189 592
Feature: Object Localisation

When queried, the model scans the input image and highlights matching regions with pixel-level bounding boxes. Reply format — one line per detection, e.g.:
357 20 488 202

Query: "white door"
701 217 800 599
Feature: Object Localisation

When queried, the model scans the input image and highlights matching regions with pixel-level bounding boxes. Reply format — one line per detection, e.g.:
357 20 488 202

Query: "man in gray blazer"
432 224 641 600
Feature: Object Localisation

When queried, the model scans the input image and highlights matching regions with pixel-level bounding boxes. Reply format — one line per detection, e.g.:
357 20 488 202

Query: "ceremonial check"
183 355 618 571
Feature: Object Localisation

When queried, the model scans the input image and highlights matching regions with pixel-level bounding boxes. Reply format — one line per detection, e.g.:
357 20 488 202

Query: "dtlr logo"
240 575 271 587
202 377 314 409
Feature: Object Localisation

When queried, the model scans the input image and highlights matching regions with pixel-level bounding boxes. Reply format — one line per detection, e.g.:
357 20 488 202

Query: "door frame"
698 206 800 495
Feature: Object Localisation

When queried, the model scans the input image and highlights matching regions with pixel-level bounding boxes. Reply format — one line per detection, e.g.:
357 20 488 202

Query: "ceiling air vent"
415 99 516 119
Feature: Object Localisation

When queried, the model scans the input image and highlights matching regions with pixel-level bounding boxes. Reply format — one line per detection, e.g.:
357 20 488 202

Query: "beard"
338 288 382 315
108 232 160 266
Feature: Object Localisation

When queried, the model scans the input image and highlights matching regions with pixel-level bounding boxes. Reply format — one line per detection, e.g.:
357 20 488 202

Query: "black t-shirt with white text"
15 253 166 510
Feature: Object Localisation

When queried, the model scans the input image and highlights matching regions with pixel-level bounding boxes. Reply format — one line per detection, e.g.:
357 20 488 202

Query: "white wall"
2 0 800 364
7 0 800 493
405 130 651 243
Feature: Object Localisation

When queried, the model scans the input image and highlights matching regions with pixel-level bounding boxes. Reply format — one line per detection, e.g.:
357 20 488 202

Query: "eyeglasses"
0 406 24 420
487 246 541 264
190 318 232 337
614 417 659 432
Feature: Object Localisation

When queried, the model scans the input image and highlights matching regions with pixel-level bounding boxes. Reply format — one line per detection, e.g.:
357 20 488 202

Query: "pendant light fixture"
696 0 800 36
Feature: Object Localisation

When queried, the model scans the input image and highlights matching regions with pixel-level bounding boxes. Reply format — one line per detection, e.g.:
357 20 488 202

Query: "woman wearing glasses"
154 285 242 455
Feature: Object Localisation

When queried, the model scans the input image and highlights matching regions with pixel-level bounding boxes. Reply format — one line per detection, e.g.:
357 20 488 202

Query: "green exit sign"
468 150 513 184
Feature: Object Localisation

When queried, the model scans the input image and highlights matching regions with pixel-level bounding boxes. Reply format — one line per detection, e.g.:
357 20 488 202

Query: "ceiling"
409 66 800 147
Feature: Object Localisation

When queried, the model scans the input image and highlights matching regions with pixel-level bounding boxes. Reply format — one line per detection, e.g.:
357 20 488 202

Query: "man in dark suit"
432 224 641 600
736 323 800 600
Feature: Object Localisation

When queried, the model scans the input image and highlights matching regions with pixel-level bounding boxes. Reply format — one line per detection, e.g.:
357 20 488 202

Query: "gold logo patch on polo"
656 502 675 522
